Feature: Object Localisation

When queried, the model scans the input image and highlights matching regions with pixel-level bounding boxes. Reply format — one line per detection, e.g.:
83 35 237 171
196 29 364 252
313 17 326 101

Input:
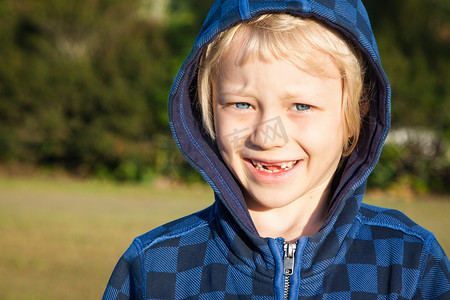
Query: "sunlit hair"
197 13 369 156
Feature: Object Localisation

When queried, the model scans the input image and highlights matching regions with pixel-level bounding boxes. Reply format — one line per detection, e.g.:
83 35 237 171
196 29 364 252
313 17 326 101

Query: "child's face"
213 50 346 212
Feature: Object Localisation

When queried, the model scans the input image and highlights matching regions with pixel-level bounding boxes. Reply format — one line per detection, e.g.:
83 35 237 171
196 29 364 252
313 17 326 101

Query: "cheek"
214 114 244 160
215 123 231 153
213 114 225 139
214 109 256 153
214 107 235 140
291 115 345 151
215 132 235 167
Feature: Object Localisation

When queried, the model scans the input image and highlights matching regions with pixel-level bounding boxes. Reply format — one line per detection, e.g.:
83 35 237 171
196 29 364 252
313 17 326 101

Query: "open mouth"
250 159 299 173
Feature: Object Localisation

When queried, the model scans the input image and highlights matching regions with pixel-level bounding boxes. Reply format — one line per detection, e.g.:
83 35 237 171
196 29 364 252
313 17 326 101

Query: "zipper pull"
283 242 297 276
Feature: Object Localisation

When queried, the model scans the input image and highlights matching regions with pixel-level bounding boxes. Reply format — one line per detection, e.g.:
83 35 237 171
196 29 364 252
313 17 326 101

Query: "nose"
247 116 289 149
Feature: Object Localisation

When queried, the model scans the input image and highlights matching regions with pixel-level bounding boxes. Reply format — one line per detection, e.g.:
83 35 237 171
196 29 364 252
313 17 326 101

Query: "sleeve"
416 237 450 299
102 240 143 300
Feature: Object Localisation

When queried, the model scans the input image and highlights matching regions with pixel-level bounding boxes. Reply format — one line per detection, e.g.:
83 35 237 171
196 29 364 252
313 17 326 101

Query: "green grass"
0 177 212 300
0 176 448 300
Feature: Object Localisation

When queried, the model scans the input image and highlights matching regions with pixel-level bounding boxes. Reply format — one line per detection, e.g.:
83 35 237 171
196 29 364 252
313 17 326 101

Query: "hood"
168 0 391 236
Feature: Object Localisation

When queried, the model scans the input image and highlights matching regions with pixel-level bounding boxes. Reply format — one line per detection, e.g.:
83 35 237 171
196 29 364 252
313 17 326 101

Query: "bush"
369 129 450 194
0 0 209 182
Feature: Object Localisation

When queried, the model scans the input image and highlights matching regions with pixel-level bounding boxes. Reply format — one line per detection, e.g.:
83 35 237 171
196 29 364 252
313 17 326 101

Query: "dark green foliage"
369 137 450 194
365 0 450 137
365 0 450 193
0 0 212 181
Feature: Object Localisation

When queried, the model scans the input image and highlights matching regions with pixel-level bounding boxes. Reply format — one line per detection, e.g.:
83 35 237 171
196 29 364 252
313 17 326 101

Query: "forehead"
218 26 341 80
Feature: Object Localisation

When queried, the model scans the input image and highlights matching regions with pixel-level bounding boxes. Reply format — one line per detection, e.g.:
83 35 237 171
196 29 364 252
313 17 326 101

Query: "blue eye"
235 103 251 109
293 104 311 111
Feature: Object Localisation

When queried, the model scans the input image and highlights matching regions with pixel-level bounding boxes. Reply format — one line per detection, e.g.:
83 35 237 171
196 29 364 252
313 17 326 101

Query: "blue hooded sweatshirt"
103 1 450 299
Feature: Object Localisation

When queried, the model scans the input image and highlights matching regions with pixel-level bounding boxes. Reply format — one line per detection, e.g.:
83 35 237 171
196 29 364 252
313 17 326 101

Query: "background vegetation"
0 0 449 193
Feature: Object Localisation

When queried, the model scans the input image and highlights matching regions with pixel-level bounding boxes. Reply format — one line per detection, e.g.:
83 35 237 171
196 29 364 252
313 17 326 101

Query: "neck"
248 182 331 242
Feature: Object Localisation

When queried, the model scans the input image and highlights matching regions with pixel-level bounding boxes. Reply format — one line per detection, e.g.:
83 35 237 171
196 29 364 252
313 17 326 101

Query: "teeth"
251 160 297 173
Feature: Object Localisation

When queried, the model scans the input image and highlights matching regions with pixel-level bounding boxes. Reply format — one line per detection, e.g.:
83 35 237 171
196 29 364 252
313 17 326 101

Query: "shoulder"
353 203 437 277
357 203 450 298
336 203 450 298
346 204 448 296
354 204 446 285
130 205 214 255
119 205 215 278
357 202 434 243
102 206 216 299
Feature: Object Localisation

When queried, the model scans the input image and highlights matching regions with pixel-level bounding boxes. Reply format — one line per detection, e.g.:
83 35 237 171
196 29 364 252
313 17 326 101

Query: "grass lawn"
0 176 448 300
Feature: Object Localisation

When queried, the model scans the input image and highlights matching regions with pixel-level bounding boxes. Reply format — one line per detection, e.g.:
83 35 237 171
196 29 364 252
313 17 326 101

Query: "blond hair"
197 14 369 156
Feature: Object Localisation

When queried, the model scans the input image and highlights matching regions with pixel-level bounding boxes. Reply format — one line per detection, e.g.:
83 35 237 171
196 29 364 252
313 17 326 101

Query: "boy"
103 1 450 299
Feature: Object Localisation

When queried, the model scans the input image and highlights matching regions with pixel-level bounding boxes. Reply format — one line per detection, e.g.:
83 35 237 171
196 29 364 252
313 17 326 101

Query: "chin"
243 187 303 211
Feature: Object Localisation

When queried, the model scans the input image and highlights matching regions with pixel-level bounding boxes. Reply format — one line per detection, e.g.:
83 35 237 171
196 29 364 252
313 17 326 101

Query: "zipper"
283 242 297 300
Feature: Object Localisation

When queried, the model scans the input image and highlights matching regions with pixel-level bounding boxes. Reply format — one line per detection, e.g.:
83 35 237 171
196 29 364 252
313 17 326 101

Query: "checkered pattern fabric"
104 0 450 299
104 204 276 299
295 202 450 299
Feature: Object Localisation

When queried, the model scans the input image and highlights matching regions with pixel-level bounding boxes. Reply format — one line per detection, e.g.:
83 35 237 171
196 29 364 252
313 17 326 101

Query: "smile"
250 160 299 173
